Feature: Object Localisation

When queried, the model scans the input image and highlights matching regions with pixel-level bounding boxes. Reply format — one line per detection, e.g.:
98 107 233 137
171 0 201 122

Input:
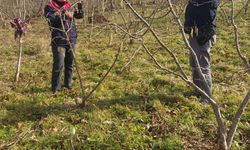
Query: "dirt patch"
88 14 109 24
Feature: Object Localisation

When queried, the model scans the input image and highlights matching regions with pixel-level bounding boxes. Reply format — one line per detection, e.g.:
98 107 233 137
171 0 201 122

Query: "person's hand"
65 11 73 19
188 33 193 39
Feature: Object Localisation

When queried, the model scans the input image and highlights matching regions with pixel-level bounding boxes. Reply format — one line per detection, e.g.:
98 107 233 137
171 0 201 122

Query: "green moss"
0 2 250 149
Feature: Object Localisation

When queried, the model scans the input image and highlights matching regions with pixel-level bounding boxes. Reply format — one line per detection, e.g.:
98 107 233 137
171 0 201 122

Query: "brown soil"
88 14 109 24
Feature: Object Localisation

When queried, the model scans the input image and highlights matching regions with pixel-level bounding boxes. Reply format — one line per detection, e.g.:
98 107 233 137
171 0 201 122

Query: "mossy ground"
0 3 250 150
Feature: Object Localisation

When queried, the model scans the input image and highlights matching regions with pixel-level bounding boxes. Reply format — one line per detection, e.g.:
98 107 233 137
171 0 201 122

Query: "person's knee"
57 47 66 57
53 60 64 72
53 65 63 73
64 58 74 69
201 67 210 74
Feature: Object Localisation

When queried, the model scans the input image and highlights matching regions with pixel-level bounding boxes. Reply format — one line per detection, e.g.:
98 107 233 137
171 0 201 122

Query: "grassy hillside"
0 4 250 150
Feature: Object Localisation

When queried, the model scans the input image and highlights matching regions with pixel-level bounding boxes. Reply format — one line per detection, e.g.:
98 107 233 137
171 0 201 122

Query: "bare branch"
227 89 250 148
230 0 250 73
121 45 142 72
14 37 23 83
108 22 139 39
234 0 250 19
141 41 186 80
83 42 123 103
123 0 189 81
218 5 231 25
0 126 34 149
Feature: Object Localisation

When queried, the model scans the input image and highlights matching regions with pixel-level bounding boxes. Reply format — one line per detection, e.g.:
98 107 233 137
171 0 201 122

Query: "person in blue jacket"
44 0 83 93
184 0 219 103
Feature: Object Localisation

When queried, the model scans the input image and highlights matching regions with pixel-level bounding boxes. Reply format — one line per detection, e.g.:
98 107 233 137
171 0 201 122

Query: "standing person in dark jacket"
44 0 83 93
184 0 219 103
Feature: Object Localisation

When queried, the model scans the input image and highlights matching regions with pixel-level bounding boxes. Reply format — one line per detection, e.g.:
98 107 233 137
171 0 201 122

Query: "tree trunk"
14 37 23 83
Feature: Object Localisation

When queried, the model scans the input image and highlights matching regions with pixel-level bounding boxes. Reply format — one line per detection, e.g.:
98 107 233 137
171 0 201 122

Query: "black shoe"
199 98 209 104
51 85 62 94
62 84 72 89
184 90 201 98
52 90 58 96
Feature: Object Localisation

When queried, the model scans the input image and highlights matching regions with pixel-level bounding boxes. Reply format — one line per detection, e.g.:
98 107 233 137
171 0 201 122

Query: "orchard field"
0 0 249 149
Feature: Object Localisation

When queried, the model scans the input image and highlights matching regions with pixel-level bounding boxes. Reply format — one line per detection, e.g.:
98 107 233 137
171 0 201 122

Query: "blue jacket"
184 0 219 45
44 5 82 47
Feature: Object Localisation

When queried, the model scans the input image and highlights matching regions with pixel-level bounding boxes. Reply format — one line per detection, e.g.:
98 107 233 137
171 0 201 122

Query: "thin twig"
230 0 250 73
227 89 250 148
141 40 222 107
141 41 185 79
234 0 250 19
124 0 189 81
218 5 231 25
108 22 138 39
226 0 250 147
0 127 34 149
83 42 123 102
121 45 142 72
89 6 94 41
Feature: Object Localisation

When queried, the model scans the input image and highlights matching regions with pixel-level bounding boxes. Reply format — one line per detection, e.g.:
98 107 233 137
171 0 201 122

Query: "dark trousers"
189 36 216 98
51 45 74 92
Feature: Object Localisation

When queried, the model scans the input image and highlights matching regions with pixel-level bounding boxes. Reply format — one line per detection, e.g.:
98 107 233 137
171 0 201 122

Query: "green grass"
0 3 250 149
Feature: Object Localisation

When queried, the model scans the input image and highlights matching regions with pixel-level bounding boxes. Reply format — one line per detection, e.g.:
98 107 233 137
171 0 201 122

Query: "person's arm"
44 5 61 26
196 0 219 46
184 2 194 35
207 0 219 27
65 11 74 19
74 3 84 19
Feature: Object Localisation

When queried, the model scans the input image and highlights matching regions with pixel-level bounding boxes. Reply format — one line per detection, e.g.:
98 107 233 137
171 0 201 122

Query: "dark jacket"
44 4 83 47
184 0 219 45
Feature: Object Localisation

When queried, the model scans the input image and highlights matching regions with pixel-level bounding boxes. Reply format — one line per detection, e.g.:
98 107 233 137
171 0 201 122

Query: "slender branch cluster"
120 0 249 149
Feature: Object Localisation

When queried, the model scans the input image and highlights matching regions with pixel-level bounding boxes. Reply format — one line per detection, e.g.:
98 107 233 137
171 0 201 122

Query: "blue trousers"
51 45 74 92
189 36 216 97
